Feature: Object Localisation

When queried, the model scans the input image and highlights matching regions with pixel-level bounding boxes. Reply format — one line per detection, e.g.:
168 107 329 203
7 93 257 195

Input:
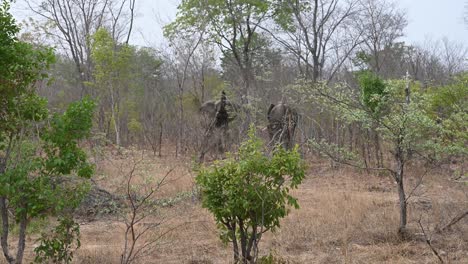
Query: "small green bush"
196 126 305 263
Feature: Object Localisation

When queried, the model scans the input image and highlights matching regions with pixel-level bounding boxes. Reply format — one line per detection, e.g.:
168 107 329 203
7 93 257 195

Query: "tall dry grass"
0 150 466 264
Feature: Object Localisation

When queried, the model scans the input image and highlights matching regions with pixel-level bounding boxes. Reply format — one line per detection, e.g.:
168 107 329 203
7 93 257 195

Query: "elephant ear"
267 104 275 121
200 101 217 117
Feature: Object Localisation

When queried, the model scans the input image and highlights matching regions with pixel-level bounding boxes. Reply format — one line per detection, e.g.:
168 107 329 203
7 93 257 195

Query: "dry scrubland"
3 146 467 264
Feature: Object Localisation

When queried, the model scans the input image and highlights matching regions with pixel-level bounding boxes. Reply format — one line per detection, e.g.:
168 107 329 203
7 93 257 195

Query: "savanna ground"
2 144 467 264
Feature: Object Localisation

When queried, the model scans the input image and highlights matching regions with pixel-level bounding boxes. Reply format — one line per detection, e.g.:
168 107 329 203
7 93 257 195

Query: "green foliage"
357 70 387 114
34 217 81 264
196 125 305 261
424 74 468 157
128 118 143 134
0 99 95 220
352 51 372 69
0 3 95 262
301 77 466 232
0 0 55 134
302 73 467 167
42 98 96 178
428 73 467 119
165 0 272 37
272 0 310 32
165 0 274 67
91 28 133 89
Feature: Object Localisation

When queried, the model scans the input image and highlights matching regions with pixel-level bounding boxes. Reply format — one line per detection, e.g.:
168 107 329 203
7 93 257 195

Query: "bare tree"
408 38 468 85
26 0 137 96
269 0 362 83
113 153 186 264
355 0 407 76
440 37 468 76
162 31 205 157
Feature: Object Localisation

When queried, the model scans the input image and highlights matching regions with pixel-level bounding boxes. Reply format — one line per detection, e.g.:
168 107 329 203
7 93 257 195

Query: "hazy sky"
12 0 468 47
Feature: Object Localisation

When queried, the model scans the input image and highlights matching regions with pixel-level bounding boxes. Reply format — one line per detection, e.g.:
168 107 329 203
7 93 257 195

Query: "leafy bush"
34 217 81 264
196 126 305 263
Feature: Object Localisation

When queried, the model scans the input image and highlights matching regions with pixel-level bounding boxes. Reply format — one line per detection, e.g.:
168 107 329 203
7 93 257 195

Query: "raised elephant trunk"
198 91 238 162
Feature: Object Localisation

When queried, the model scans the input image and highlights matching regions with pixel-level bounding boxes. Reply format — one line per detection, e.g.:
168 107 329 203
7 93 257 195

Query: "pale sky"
12 0 468 47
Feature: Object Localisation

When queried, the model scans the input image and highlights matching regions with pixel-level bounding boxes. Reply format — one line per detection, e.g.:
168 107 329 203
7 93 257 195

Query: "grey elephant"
267 103 298 150
199 100 239 126
198 92 239 161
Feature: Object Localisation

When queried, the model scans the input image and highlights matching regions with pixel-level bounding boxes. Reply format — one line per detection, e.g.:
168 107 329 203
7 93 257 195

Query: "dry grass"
1 148 467 263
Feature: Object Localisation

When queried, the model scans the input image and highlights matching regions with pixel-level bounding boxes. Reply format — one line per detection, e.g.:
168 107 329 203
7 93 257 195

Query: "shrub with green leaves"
34 217 81 264
0 2 95 263
196 126 305 263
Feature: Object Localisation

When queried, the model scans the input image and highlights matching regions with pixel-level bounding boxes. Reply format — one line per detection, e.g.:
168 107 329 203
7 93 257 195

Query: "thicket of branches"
14 0 465 163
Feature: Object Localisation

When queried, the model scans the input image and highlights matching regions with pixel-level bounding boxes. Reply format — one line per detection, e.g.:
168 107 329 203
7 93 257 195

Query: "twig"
405 168 428 203
439 210 468 232
417 218 445 263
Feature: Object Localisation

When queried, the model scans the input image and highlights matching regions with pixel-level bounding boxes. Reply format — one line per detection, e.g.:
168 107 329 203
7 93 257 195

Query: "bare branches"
355 0 408 76
438 210 468 233
270 0 362 82
417 218 445 263
25 0 138 96
405 168 428 203
125 0 136 44
120 158 175 264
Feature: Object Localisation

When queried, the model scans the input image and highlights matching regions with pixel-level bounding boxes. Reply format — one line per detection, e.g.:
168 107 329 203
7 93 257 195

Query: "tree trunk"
15 214 27 264
374 130 383 167
395 146 407 234
366 129 372 167
230 223 239 263
0 197 14 264
110 83 121 146
240 67 253 134
0 138 15 263
158 122 163 158
246 226 257 263
176 89 184 157
397 177 407 234
348 124 354 152
238 219 253 264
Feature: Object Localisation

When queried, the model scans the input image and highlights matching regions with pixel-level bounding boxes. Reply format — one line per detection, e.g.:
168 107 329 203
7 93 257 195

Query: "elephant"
199 99 239 127
198 91 239 161
267 103 298 150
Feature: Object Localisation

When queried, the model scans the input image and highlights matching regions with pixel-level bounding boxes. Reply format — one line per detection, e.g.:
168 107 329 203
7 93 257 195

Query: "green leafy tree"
425 73 468 158
0 98 95 264
0 2 95 263
196 126 305 263
305 75 466 235
90 28 133 146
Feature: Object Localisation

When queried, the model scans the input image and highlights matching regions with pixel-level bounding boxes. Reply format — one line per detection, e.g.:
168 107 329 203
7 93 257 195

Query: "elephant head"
198 92 239 161
199 99 239 125
267 103 298 150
